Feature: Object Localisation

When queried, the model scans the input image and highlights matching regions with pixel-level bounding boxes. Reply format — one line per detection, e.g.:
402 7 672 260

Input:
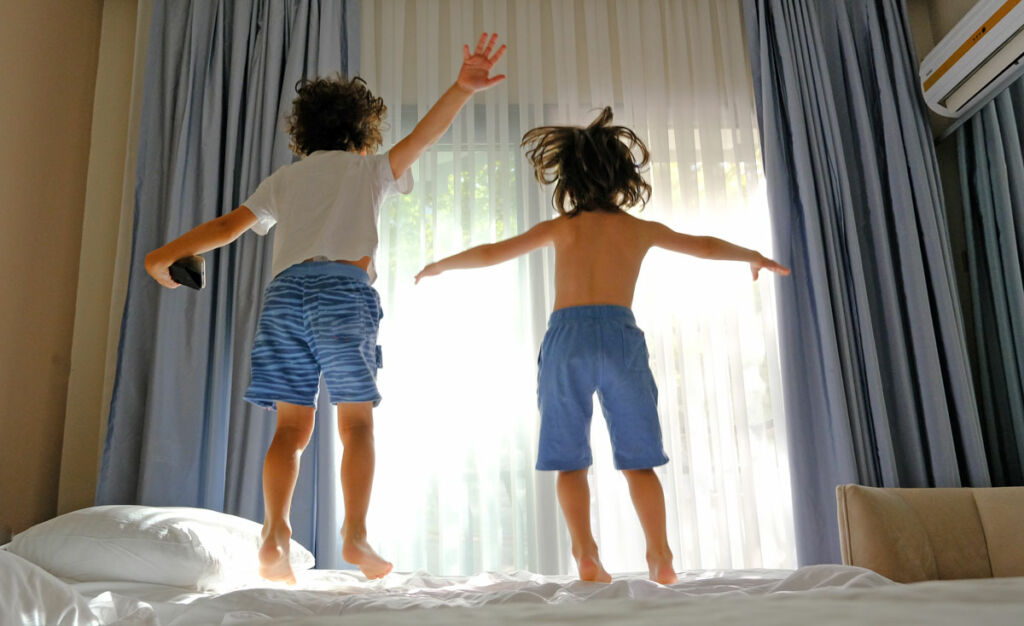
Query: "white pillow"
7 505 315 590
0 549 101 626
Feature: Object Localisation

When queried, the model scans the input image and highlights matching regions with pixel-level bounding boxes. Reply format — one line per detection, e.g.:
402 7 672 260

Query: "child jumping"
145 33 507 582
415 107 789 584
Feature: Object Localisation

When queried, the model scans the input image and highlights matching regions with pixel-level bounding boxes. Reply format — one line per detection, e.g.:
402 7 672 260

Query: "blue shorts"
536 305 669 471
245 262 383 410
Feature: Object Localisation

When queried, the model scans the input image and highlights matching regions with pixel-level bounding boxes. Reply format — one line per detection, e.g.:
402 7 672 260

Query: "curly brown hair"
285 75 386 156
521 107 651 217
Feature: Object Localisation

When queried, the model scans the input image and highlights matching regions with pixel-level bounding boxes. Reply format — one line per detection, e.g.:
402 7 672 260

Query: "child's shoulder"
287 149 382 175
598 211 667 245
618 211 665 232
303 149 360 163
538 214 571 235
539 211 657 235
560 209 654 227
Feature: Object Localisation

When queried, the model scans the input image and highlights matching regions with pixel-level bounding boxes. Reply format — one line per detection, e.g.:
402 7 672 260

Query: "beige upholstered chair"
836 484 1024 582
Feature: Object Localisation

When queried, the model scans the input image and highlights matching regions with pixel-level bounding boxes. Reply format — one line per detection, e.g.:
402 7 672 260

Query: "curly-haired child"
145 34 508 582
415 107 789 584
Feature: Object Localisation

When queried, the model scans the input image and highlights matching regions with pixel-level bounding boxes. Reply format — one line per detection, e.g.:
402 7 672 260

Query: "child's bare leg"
622 469 676 584
259 401 315 584
337 401 392 579
557 469 612 582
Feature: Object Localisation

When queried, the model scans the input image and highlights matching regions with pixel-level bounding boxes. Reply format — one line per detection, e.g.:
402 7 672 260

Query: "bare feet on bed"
258 527 297 585
647 550 677 585
574 548 612 583
341 526 393 579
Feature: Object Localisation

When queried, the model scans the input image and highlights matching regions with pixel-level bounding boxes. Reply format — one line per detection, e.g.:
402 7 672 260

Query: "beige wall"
0 0 105 534
906 0 977 58
58 0 145 517
919 0 979 50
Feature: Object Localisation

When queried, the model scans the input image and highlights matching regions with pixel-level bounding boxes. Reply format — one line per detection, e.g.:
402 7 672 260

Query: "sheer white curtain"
359 0 796 575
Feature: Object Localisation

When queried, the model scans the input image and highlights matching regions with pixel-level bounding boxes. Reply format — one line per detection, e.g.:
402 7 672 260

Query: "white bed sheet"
253 576 1024 626
73 567 791 625
63 565 1024 626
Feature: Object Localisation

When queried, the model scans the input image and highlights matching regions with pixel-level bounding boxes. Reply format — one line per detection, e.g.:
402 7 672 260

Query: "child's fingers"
474 32 488 55
150 269 178 289
489 44 507 65
483 33 499 56
463 44 470 60
486 74 507 87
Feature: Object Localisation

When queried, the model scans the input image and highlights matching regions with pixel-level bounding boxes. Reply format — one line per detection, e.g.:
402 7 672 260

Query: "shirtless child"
415 107 789 583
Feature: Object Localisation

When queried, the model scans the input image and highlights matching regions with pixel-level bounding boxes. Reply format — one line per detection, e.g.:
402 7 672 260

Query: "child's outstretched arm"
388 33 506 180
415 220 555 283
648 222 790 280
144 206 258 288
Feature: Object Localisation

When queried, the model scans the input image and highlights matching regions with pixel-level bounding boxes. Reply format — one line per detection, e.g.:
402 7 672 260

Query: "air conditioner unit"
920 0 1024 120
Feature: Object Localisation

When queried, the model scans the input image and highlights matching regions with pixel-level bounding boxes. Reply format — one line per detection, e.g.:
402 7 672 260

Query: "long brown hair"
521 107 651 216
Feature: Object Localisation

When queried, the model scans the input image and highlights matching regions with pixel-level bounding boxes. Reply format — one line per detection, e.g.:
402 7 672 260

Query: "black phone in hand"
169 255 205 289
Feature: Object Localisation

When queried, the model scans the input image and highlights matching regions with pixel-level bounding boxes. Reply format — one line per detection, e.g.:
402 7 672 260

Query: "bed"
3 506 1023 626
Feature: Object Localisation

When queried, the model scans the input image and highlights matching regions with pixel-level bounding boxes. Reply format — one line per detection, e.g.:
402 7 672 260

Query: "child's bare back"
548 210 650 310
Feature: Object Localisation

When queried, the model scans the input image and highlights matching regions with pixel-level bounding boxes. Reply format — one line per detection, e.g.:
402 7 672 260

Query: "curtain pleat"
957 75 1024 487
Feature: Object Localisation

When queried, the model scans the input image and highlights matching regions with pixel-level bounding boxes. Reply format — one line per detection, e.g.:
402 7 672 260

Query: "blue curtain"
743 0 991 565
97 0 359 569
957 75 1024 487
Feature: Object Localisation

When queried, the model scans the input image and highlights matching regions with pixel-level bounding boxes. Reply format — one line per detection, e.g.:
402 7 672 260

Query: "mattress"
66 565 1024 626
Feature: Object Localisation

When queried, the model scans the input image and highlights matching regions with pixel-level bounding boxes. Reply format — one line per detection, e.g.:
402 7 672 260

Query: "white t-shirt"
242 150 413 282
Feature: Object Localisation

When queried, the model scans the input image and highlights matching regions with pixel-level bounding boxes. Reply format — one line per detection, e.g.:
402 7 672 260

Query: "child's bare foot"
647 550 677 585
573 548 612 583
258 527 297 584
341 526 392 579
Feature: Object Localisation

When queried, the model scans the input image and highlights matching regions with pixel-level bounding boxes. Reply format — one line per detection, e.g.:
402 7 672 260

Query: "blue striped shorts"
244 262 383 409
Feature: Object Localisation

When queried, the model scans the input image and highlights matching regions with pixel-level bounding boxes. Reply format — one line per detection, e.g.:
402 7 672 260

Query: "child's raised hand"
456 33 507 93
414 263 442 284
750 254 791 281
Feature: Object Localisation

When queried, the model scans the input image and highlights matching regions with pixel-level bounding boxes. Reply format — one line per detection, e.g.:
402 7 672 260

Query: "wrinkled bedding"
56 565 1024 625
